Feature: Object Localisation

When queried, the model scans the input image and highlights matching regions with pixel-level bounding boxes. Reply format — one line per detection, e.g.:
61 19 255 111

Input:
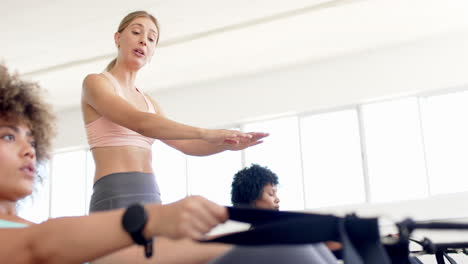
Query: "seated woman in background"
231 164 280 210
225 163 342 262
0 64 229 264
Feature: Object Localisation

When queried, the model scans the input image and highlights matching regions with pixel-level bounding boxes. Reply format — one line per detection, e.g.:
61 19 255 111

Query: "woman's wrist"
198 128 209 140
142 204 163 239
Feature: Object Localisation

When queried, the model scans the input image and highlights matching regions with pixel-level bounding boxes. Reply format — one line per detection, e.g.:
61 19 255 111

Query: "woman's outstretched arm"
162 131 268 156
143 96 269 156
82 74 250 145
0 196 227 264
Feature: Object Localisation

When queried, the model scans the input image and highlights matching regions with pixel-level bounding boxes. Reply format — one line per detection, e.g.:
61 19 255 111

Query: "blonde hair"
106 11 160 71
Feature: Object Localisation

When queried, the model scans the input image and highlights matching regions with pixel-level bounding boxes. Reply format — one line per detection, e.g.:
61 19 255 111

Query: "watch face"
123 204 147 233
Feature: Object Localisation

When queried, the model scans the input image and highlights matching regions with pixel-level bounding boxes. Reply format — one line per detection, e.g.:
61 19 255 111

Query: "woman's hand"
223 132 269 150
201 129 252 145
202 129 268 148
150 196 228 240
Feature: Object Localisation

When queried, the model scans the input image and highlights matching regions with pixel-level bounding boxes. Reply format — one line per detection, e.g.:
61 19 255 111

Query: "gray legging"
210 243 338 264
89 172 162 213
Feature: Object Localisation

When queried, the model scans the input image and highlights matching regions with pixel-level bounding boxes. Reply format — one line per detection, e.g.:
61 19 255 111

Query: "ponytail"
106 58 117 71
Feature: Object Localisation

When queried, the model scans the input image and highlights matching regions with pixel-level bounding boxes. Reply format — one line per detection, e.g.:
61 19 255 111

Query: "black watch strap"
129 226 149 246
122 203 154 258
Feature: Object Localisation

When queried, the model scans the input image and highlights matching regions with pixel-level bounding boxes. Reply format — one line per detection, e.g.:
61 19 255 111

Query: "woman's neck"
109 63 139 90
0 200 17 217
0 200 33 224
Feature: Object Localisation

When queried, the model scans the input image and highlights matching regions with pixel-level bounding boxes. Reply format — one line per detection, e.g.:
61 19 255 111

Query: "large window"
361 98 428 203
243 117 304 211
300 109 366 208
420 90 468 195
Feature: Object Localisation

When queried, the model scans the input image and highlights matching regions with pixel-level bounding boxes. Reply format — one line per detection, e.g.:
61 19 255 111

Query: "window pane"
300 109 366 208
421 91 468 195
362 98 428 203
243 117 304 211
17 163 51 223
187 150 242 206
50 150 87 217
85 150 95 214
153 141 188 204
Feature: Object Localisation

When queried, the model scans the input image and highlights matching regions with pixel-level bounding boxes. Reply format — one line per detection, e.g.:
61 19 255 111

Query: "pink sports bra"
85 72 156 150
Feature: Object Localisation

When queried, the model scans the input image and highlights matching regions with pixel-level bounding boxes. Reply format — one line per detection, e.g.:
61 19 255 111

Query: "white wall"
55 30 468 149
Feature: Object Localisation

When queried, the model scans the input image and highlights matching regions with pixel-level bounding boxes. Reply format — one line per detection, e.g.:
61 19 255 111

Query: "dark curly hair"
231 164 279 207
0 64 56 168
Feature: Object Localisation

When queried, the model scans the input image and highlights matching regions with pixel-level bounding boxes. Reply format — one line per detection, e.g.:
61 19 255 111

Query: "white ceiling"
2 0 468 110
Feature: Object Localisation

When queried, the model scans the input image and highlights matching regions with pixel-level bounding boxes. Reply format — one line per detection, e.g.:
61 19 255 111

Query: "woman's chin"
126 59 146 71
16 183 34 199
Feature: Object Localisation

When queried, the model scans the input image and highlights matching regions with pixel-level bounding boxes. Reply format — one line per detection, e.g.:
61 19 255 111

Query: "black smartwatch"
122 203 153 258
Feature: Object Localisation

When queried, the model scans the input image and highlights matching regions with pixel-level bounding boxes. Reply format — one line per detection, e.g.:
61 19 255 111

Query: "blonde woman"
81 10 268 263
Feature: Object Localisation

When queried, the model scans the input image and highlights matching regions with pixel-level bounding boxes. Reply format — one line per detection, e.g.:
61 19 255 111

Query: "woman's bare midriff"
91 146 153 183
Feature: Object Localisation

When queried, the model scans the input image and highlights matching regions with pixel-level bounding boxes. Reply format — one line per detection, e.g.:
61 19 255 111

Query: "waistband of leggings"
93 171 157 192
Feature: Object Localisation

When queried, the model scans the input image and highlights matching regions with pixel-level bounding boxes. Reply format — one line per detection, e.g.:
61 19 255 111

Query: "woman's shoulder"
83 73 107 85
82 73 113 92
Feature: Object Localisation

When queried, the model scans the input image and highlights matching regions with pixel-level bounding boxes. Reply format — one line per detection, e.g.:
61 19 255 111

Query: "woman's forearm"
27 209 133 264
164 139 226 156
1 196 227 264
136 113 205 140
17 204 165 264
